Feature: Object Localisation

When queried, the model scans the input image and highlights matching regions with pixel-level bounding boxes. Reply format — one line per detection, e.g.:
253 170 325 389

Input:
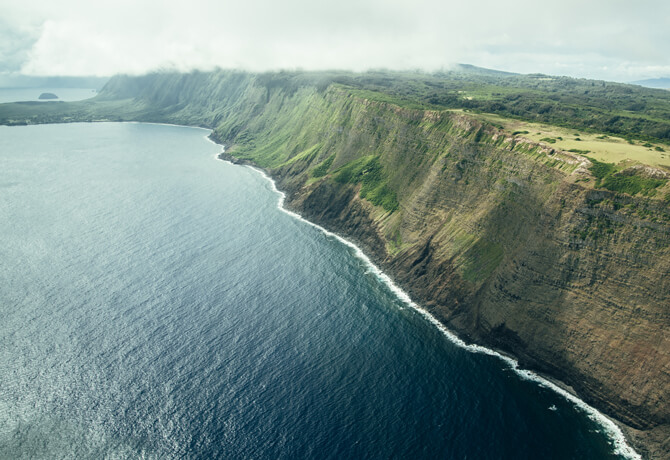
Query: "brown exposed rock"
220 91 670 458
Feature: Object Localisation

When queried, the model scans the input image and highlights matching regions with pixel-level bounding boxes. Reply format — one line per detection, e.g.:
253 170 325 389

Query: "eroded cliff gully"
216 89 669 457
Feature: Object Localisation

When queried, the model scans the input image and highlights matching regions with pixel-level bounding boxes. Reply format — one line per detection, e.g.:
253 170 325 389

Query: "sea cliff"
1 70 668 457
216 86 669 456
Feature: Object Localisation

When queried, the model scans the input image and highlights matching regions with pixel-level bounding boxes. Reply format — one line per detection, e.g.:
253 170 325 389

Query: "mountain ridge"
1 69 668 458
632 78 670 90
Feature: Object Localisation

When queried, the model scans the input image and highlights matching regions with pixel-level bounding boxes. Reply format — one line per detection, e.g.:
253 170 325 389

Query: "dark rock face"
286 180 388 264
225 94 670 457
6 70 667 457
277 155 670 457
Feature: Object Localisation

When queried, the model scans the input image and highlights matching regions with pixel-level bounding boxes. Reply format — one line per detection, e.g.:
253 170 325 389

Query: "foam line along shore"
212 145 640 460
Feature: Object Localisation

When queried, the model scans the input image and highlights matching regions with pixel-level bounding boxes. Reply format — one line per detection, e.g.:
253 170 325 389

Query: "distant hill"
631 77 670 89
449 63 519 77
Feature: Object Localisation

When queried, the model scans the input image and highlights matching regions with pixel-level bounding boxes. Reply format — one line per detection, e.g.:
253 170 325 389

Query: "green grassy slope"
4 67 670 143
1 68 669 456
211 80 668 457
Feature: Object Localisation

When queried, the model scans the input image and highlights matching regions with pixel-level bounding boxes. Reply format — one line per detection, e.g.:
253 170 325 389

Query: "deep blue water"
0 123 635 459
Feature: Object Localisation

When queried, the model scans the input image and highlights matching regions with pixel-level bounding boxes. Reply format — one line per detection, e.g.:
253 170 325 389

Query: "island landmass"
1 68 668 458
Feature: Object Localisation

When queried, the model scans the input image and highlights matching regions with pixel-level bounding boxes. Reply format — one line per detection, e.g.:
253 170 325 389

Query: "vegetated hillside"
5 67 670 145
331 70 670 144
1 69 669 457
4 67 670 145
207 80 669 456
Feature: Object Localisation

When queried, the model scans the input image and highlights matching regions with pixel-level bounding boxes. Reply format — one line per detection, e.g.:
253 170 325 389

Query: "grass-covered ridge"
2 68 669 207
312 154 335 178
333 156 399 212
589 159 618 187
321 69 670 145
602 174 666 196
588 158 667 195
5 66 670 144
2 69 670 449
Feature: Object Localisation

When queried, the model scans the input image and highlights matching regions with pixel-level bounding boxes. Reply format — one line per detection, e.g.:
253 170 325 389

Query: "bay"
0 122 630 459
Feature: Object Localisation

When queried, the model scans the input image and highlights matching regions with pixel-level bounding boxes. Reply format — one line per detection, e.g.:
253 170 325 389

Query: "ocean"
0 122 637 459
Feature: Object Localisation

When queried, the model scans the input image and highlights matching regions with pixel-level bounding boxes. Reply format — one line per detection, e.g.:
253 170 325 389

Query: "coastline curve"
211 146 642 460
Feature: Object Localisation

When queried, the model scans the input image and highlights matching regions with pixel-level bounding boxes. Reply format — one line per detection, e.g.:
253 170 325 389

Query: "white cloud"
1 0 668 81
0 19 41 72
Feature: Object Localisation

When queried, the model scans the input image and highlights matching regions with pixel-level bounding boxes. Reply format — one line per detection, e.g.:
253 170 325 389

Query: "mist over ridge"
1 0 669 82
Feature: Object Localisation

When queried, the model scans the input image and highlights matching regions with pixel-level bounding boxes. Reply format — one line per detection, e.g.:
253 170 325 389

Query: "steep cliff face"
2 71 668 456
210 83 669 456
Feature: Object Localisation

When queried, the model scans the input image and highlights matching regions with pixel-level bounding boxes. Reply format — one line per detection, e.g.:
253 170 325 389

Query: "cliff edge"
211 83 669 458
1 70 668 457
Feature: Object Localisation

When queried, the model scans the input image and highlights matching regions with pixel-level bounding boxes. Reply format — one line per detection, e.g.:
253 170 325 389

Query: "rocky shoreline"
2 67 666 457
217 148 660 459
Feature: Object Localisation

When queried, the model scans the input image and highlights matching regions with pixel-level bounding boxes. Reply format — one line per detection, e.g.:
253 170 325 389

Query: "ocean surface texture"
0 123 631 459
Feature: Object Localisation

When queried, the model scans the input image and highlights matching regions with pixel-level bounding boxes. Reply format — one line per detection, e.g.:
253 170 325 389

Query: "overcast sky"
1 0 668 82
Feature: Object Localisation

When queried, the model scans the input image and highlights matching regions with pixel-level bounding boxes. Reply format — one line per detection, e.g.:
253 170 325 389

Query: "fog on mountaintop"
0 0 669 82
